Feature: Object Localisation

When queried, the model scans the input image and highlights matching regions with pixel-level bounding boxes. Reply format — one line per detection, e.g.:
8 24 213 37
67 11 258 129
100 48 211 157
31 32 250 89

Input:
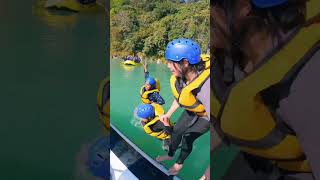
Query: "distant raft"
45 0 101 12
122 60 137 66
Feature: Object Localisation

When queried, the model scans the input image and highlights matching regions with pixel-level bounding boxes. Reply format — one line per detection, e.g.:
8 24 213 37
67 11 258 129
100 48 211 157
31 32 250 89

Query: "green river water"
110 59 239 180
110 60 210 180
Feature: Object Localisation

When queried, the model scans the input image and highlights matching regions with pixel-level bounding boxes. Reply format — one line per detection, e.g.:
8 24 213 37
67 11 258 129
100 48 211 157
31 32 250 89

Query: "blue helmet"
252 0 288 8
165 38 201 65
87 135 109 179
146 77 156 88
137 104 155 119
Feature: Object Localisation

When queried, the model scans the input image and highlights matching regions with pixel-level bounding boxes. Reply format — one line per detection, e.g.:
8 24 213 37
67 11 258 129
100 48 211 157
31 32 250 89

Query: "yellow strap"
183 69 210 92
179 69 210 106
221 24 320 141
237 25 320 96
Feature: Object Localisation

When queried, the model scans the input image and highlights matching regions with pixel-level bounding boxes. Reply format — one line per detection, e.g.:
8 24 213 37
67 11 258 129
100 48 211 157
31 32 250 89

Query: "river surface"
110 59 210 180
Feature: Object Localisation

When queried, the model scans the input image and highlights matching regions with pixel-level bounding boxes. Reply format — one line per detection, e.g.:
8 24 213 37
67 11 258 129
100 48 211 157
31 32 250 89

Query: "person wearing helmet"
136 103 172 141
140 61 165 105
156 38 210 176
212 0 320 179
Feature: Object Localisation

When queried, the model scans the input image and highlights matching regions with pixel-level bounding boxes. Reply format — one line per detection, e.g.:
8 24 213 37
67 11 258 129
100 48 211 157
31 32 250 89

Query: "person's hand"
160 114 170 126
142 61 148 71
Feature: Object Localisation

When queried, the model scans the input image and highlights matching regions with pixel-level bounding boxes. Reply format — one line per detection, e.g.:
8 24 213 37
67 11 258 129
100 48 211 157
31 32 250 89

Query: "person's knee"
173 125 188 135
181 134 197 152
185 133 201 143
181 140 192 153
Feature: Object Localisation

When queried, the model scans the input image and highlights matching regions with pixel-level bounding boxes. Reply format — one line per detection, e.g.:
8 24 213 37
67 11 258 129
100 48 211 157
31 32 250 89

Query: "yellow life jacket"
97 77 110 130
143 103 171 140
170 57 210 117
201 54 210 69
139 79 161 104
212 19 320 172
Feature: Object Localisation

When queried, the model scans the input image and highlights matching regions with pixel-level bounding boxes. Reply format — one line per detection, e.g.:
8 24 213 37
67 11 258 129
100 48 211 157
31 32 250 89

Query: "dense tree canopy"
110 0 209 60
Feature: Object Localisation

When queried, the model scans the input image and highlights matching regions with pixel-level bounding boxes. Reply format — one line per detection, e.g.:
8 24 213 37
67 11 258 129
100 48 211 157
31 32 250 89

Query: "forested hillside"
110 0 209 60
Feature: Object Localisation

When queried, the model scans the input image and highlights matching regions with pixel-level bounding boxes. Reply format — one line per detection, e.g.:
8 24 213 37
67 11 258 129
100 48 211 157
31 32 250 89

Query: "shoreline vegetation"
111 54 166 64
110 0 209 62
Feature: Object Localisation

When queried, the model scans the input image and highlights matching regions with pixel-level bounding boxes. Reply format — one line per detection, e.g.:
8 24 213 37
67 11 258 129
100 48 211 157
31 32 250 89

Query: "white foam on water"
130 108 144 129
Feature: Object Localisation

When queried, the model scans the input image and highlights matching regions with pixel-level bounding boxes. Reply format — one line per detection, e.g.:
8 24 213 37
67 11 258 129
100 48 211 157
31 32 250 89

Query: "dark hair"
250 0 306 33
171 59 205 82
228 0 306 43
178 59 205 73
216 0 306 69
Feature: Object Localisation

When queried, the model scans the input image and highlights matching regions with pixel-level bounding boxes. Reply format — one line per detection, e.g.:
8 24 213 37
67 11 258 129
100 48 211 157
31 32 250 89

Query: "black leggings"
167 110 210 164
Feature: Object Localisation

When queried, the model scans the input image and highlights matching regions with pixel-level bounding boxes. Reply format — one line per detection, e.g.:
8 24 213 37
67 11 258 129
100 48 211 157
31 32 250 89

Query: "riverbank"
112 55 166 64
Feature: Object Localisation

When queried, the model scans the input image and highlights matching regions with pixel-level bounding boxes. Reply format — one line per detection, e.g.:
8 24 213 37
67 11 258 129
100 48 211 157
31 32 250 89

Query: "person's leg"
168 118 210 175
176 132 202 164
178 116 211 161
162 138 170 152
157 111 197 162
169 111 199 155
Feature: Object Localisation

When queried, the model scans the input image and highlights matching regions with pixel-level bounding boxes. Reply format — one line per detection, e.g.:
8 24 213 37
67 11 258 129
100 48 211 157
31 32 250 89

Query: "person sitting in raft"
133 56 141 63
140 62 165 105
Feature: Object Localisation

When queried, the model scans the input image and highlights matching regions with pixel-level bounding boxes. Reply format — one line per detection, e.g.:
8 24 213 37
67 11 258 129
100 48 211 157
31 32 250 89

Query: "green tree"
110 0 209 60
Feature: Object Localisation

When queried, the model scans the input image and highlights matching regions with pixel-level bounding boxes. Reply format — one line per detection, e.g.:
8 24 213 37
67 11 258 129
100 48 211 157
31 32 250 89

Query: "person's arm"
142 61 149 79
166 99 180 118
160 99 180 125
149 92 165 105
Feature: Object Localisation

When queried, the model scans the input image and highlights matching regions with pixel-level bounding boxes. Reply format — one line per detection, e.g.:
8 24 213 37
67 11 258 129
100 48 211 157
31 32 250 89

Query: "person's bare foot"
168 163 183 175
156 155 173 162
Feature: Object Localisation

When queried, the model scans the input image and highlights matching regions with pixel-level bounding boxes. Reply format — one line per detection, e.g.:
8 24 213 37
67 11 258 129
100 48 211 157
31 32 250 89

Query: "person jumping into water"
156 38 210 176
140 61 165 105
136 103 172 151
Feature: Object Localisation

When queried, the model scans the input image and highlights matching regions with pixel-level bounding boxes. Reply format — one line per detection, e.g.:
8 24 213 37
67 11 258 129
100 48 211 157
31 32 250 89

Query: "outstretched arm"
160 99 180 125
143 61 148 73
142 60 149 78
166 99 180 118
